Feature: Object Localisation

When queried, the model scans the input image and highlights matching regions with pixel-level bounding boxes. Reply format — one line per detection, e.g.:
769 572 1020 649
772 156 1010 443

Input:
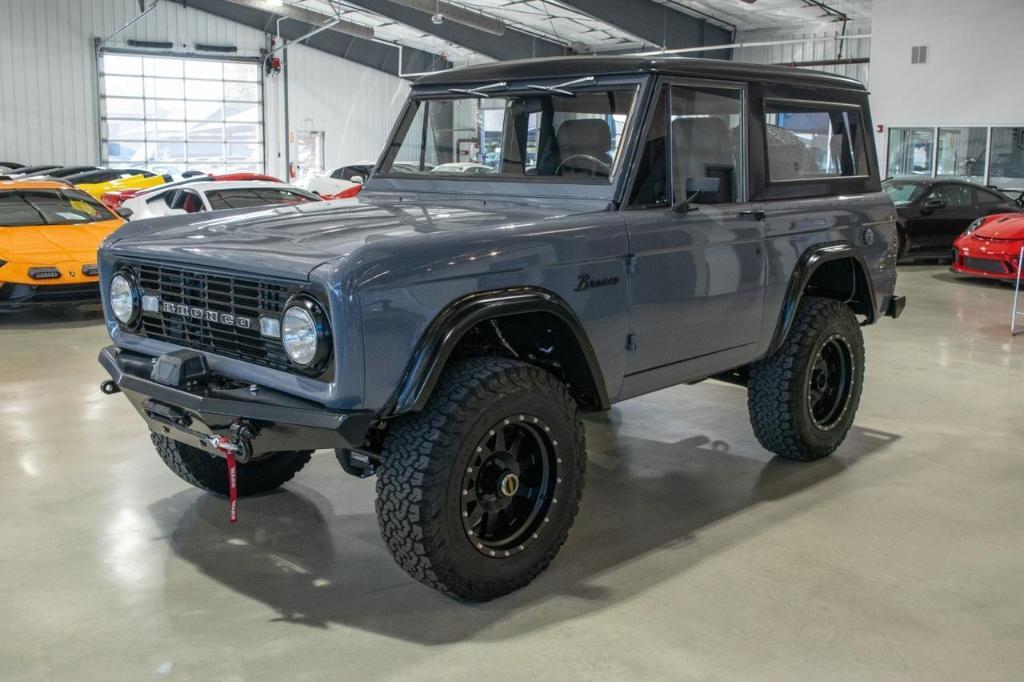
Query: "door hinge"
626 333 638 352
625 254 637 274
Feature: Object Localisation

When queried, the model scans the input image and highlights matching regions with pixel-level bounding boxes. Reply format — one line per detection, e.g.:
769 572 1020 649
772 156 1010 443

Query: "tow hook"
100 380 120 395
207 420 259 525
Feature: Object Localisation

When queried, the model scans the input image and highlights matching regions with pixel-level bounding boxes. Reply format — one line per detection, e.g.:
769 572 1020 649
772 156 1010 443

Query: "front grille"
963 257 1009 275
126 261 303 372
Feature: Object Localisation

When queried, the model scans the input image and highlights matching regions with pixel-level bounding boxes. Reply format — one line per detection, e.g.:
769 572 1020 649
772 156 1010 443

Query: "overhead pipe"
225 0 375 40
631 33 871 57
99 0 159 45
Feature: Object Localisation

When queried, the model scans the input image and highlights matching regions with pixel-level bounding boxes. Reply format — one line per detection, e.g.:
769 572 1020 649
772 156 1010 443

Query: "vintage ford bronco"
97 56 905 601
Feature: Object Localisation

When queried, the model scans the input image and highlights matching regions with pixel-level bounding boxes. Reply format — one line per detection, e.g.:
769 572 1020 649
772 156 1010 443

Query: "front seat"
555 119 613 177
671 117 735 203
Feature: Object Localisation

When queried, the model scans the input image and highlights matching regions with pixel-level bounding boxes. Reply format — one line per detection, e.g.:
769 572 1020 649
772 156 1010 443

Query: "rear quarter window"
764 101 869 182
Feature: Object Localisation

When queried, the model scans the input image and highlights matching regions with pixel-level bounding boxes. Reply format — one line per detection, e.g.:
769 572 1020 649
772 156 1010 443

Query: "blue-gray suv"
97 56 905 600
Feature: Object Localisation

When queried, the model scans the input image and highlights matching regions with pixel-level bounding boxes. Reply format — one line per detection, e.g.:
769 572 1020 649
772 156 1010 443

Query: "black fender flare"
384 286 609 416
767 241 878 356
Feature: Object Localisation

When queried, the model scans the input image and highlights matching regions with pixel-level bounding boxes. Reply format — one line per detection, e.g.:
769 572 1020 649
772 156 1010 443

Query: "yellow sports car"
75 169 168 200
0 180 124 309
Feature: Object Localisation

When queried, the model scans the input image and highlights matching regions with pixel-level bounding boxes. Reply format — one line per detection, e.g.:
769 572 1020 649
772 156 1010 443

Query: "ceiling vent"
911 45 928 64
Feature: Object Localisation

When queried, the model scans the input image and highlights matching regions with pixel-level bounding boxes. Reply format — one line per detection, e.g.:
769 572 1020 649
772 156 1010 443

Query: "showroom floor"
2 265 1022 681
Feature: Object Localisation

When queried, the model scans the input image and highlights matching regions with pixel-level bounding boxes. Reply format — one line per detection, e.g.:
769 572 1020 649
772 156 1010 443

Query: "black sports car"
883 177 1023 261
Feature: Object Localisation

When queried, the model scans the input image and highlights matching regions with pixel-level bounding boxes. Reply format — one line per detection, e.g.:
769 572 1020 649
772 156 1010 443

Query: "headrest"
671 117 730 150
556 119 612 155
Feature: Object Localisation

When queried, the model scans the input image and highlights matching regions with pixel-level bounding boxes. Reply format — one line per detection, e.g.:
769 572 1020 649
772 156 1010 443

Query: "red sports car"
951 213 1024 281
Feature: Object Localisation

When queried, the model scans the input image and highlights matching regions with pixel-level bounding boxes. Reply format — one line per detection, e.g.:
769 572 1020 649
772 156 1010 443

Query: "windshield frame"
368 74 652 201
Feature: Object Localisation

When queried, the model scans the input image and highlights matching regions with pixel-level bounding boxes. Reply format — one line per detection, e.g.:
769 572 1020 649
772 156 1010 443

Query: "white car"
297 162 374 196
120 180 320 220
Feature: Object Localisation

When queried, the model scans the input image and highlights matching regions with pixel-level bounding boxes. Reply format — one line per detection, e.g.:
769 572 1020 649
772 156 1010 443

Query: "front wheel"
747 296 865 461
375 357 586 601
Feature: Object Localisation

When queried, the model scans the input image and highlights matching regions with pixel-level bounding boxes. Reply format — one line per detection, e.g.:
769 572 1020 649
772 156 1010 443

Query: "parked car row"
0 163 338 311
883 176 1024 282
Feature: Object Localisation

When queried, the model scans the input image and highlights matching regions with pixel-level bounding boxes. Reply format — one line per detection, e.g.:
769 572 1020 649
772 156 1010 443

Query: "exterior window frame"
624 75 749 209
762 97 871 186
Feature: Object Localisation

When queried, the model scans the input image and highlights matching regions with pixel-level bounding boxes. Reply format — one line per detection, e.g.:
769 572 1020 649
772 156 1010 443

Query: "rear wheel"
747 296 864 461
151 433 311 495
375 357 586 601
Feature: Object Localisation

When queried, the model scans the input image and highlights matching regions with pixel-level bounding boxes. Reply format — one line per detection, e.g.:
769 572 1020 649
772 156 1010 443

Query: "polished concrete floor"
2 265 1022 681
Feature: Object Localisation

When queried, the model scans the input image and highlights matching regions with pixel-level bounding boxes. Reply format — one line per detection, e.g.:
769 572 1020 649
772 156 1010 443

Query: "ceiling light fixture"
388 0 505 36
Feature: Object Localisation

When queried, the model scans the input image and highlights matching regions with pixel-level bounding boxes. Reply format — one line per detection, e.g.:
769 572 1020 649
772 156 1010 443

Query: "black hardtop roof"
414 55 866 91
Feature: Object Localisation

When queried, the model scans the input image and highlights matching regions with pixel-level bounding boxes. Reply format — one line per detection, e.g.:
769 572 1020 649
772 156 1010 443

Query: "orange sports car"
0 180 124 309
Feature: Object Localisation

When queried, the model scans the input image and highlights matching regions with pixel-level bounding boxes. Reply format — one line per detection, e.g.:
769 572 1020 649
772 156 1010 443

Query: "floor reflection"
149 420 899 644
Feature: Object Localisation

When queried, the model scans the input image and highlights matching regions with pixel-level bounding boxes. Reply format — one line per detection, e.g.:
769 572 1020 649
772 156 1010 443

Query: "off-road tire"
747 296 864 461
376 357 586 601
151 433 312 495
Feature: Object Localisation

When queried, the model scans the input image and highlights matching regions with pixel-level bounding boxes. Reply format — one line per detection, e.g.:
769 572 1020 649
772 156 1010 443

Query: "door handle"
739 209 767 221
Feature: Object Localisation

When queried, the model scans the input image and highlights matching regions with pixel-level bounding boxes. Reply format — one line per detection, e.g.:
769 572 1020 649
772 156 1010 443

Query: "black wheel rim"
807 334 854 430
460 414 561 558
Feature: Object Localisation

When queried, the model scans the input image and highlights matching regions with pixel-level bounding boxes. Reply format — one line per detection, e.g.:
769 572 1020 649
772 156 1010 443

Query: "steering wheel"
555 154 612 178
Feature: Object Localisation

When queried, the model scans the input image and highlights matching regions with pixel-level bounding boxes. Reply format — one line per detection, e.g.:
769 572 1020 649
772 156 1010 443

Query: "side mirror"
675 177 721 212
116 207 134 219
922 198 947 212
350 175 364 184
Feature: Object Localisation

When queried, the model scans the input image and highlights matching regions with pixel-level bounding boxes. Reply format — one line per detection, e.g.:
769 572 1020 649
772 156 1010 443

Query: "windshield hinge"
625 254 637 274
447 81 507 98
626 334 638 352
525 76 595 96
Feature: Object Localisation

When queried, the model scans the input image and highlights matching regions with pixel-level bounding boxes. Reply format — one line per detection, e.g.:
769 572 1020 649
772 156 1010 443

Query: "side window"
927 184 972 207
330 167 346 179
765 102 869 181
976 189 1006 206
670 85 743 204
629 88 669 207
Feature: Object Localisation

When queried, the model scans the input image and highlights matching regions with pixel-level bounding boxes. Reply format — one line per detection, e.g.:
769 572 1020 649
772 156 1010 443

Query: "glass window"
989 127 1024 191
671 85 742 203
380 86 637 181
936 127 986 180
887 127 934 177
766 102 868 181
977 188 1010 206
926 184 972 207
0 189 116 226
99 53 263 173
882 179 927 206
629 88 669 206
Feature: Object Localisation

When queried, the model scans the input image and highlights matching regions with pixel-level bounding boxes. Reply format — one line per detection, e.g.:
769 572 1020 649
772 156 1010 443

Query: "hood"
974 214 1024 240
105 193 612 279
0 220 122 264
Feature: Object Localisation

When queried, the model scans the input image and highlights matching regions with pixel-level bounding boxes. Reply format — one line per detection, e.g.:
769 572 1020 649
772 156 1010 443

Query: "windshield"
205 187 319 210
882 179 927 206
379 85 637 182
0 189 117 226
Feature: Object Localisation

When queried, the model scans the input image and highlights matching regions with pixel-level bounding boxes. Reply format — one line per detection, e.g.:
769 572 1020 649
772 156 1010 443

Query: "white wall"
870 0 1024 164
283 44 410 172
734 21 871 87
0 0 410 178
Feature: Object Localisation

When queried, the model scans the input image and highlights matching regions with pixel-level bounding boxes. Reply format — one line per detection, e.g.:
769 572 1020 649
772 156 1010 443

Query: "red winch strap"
226 448 238 524
210 435 240 524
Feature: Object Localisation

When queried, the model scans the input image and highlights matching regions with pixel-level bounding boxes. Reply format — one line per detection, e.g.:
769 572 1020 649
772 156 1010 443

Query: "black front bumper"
0 282 100 310
99 345 374 459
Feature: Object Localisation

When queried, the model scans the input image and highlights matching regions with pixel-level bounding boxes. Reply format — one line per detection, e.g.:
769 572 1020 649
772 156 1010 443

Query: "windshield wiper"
448 81 508 98
524 76 595 96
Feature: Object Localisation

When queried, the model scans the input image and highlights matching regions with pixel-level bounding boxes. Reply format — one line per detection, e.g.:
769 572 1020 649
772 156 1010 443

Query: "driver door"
623 82 765 378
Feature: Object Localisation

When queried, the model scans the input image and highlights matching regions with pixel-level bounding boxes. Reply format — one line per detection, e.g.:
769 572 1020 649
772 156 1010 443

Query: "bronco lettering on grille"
161 301 253 329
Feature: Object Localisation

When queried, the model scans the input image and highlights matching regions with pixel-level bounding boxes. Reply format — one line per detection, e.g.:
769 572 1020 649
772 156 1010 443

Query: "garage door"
98 51 264 175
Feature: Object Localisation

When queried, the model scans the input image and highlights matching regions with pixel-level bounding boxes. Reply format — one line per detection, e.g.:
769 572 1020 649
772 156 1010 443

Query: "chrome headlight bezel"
109 271 140 326
281 295 332 370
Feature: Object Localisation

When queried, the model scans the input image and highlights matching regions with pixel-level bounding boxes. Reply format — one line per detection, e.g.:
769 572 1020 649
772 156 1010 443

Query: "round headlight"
281 298 330 368
109 273 138 324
